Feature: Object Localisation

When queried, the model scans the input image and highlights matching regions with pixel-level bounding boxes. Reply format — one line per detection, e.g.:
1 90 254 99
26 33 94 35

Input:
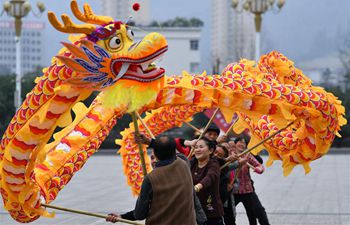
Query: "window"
190 62 199 73
190 40 199 50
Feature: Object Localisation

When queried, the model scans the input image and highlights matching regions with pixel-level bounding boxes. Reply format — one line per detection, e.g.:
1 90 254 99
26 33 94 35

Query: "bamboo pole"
246 162 255 170
131 112 148 176
184 122 202 134
135 111 155 139
41 204 144 225
188 108 220 158
224 119 237 136
220 121 294 170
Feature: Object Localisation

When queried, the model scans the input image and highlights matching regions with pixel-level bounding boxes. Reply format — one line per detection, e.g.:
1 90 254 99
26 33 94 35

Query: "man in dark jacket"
106 136 196 225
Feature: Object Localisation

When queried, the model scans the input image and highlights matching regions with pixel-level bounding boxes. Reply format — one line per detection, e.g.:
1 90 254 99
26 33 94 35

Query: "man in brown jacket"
106 136 196 225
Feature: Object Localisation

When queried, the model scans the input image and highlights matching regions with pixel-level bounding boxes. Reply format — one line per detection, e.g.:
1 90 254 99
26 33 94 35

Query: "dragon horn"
71 0 113 25
48 12 96 34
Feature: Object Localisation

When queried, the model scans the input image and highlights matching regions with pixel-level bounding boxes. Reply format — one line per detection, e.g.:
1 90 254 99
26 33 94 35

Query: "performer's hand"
106 213 120 223
184 139 197 147
194 183 203 192
216 135 228 144
238 157 248 166
226 154 238 162
134 133 151 145
253 167 260 173
227 182 234 192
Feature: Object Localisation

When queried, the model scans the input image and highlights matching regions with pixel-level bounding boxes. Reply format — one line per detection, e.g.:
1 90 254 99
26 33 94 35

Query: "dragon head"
48 0 168 89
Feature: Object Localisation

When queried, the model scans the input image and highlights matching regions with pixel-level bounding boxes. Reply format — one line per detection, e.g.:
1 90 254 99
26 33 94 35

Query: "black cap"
234 136 247 144
205 123 220 135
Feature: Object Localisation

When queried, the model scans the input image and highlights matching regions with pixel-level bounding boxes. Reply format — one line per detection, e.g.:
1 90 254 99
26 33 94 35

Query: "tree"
321 68 331 88
149 21 160 27
0 67 42 136
171 17 190 27
339 34 350 91
189 18 204 27
324 86 350 147
149 17 204 28
0 75 16 136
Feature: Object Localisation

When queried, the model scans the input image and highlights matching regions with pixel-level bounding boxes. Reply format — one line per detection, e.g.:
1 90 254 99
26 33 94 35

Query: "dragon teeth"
141 63 149 71
116 63 130 80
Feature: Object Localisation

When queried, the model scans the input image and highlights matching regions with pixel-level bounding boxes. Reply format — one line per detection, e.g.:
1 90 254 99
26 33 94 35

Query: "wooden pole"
246 162 255 170
135 111 155 139
188 108 220 158
131 111 148 176
224 118 238 136
220 121 294 170
184 122 202 134
41 204 144 225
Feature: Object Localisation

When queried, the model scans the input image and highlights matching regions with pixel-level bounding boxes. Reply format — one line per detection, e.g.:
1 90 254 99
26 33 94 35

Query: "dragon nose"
143 32 167 49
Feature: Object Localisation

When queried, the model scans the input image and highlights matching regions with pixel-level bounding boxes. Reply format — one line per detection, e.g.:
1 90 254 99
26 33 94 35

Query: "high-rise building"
101 0 151 25
0 21 45 75
212 0 255 73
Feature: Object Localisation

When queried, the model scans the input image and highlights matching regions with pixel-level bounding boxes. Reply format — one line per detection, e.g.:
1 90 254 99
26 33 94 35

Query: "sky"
9 0 350 71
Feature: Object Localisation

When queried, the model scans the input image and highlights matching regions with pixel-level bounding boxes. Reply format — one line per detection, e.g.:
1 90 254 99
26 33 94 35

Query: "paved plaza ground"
1 152 349 225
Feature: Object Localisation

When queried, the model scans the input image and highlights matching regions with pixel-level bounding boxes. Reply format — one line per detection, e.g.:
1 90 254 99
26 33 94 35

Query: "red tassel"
114 21 122 30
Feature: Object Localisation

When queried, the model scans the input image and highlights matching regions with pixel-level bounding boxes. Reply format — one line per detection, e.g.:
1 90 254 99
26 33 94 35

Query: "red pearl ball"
132 3 140 11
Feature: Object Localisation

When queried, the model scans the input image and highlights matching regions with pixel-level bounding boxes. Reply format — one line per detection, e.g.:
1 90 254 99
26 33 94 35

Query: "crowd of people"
106 123 270 225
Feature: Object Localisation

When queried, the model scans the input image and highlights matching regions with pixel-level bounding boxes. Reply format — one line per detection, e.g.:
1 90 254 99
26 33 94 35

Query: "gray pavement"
1 153 350 225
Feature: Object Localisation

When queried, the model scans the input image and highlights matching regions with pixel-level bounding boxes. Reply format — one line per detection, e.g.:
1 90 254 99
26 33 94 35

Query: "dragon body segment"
119 52 346 194
0 0 168 222
0 58 91 222
0 1 346 223
34 101 125 203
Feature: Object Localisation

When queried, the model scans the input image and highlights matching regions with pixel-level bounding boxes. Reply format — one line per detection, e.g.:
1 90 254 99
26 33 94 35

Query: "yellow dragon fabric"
0 0 167 222
0 0 346 223
118 53 346 195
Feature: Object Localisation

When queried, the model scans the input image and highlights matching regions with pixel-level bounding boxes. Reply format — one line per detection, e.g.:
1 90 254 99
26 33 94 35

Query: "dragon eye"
109 36 122 49
127 29 134 40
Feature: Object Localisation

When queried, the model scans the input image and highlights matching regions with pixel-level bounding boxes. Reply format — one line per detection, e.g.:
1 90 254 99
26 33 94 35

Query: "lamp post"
232 0 285 62
1 0 45 110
